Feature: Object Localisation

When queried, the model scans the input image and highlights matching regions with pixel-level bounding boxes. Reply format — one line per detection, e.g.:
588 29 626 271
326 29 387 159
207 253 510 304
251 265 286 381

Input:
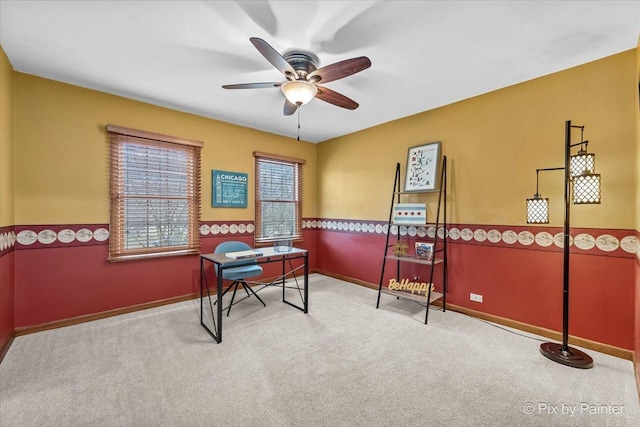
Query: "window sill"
108 249 199 262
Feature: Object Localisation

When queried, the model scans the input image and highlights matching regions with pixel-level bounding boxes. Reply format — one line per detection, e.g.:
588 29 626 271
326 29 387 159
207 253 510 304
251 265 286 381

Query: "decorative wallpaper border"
9 220 639 260
636 230 640 267
199 221 254 236
0 226 17 257
304 219 638 259
14 224 110 250
12 222 258 250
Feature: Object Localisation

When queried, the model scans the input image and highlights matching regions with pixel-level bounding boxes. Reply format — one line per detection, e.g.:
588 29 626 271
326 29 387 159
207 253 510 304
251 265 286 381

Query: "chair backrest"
213 241 258 272
214 240 252 255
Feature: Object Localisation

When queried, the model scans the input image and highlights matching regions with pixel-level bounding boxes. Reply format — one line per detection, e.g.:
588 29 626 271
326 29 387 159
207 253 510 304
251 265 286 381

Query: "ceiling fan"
222 37 371 115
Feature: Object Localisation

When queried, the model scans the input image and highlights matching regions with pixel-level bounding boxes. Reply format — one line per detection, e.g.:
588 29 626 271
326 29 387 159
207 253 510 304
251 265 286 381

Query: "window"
254 151 305 245
107 125 203 261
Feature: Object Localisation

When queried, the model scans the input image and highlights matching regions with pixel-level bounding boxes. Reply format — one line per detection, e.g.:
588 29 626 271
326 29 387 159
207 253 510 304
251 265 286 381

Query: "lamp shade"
526 194 549 224
572 173 601 204
281 81 317 105
570 151 595 178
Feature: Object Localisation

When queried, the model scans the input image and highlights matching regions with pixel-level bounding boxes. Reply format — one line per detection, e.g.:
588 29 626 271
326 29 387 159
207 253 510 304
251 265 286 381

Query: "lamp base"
540 342 593 369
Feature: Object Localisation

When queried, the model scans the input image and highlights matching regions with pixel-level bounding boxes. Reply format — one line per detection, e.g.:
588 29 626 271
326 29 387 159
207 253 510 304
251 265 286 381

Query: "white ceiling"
1 1 639 143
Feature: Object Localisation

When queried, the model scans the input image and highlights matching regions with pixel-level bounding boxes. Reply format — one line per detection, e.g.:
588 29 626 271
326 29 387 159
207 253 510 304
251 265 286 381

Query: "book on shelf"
225 249 263 259
415 242 434 260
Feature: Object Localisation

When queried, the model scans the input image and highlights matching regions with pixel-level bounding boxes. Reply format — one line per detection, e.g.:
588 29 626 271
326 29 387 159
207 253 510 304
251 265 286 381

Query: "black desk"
199 247 308 343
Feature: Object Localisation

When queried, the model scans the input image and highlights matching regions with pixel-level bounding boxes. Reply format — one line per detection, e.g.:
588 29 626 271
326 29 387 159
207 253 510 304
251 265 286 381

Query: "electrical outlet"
470 293 483 303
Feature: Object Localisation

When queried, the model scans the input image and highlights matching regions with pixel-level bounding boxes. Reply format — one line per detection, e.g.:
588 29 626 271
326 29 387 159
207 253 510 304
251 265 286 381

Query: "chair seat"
222 264 263 281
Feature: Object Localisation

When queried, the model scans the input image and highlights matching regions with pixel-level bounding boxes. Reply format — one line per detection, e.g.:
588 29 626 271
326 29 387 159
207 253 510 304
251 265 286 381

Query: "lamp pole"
539 120 593 369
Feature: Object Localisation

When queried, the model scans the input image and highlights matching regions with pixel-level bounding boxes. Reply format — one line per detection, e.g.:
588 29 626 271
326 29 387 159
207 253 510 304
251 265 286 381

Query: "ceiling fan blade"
315 86 359 110
283 99 298 116
307 56 371 84
222 82 283 89
249 37 298 79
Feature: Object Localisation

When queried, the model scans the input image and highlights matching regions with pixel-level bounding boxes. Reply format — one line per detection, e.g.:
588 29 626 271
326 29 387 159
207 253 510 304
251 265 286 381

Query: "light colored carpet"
1 274 638 426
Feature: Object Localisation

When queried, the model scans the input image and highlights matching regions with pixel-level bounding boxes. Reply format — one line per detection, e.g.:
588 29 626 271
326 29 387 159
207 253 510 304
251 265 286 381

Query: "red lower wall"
446 243 633 349
5 219 636 354
317 223 635 350
634 230 640 390
0 249 15 354
317 231 388 285
13 228 317 328
15 244 200 327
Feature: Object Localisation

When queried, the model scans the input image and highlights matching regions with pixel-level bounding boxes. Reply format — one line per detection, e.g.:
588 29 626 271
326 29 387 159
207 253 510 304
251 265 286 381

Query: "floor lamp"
526 120 601 369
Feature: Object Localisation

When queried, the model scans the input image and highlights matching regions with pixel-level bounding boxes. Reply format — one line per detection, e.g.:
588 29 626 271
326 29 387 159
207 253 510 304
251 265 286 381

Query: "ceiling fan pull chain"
297 107 301 141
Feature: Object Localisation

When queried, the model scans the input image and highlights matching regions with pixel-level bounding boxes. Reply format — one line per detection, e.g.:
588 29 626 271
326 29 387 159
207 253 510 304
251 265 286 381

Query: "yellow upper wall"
318 50 638 229
13 73 317 225
0 45 15 227
10 46 639 230
636 36 640 236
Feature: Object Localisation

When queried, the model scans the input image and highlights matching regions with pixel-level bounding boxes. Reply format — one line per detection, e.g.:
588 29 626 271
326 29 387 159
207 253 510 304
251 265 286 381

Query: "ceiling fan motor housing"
282 49 320 81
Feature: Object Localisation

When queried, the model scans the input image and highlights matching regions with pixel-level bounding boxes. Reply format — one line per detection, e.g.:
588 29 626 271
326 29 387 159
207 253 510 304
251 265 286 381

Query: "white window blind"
108 125 203 261
254 152 305 245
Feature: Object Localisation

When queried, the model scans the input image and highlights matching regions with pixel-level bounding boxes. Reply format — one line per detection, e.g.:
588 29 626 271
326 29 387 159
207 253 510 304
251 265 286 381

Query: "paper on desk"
225 249 263 259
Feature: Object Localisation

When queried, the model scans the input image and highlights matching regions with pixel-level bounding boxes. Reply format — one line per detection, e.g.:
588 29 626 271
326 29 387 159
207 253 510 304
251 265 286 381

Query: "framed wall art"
212 170 248 208
404 141 441 192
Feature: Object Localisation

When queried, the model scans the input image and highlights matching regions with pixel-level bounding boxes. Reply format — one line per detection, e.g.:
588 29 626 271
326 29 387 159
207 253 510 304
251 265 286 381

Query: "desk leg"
216 267 223 343
282 257 286 302
200 258 221 343
304 252 308 313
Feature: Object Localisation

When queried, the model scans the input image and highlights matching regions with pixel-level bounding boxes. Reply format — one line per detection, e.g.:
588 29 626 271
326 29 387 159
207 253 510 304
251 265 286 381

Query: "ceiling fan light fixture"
281 80 317 106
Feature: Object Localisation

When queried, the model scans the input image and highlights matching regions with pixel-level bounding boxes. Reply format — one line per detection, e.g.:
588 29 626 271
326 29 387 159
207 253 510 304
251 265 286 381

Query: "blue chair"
214 241 265 316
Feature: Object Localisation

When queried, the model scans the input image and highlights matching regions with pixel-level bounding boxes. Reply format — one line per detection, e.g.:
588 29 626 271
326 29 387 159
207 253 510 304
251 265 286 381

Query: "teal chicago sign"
212 170 248 208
